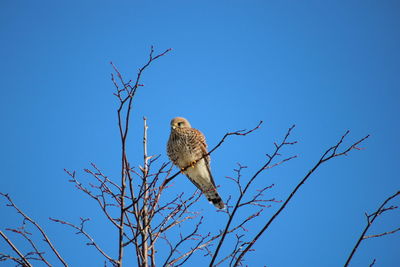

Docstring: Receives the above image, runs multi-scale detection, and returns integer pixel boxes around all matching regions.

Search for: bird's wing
[192,129,217,187]
[186,128,224,209]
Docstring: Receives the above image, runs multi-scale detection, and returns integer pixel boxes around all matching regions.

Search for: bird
[167,117,225,209]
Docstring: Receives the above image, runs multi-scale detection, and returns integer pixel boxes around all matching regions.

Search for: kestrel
[167,117,225,209]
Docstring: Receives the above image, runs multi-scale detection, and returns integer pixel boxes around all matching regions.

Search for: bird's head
[170,117,191,130]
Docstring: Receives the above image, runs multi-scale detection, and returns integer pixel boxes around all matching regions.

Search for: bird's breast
[169,131,200,168]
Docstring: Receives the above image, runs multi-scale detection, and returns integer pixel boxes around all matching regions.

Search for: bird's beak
[171,125,176,130]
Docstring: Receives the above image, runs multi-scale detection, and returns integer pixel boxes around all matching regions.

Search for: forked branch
[50,217,117,266]
[0,193,67,267]
[210,125,297,266]
[344,190,399,266]
[233,131,370,266]
[0,230,32,267]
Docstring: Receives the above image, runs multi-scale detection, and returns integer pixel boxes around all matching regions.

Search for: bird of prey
[167,117,225,209]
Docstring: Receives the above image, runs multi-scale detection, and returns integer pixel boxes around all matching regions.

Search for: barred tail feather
[203,187,225,209]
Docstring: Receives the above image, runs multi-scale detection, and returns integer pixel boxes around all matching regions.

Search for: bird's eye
[177,122,182,127]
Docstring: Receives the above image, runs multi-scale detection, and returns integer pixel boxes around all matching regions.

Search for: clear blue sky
[1,1,399,266]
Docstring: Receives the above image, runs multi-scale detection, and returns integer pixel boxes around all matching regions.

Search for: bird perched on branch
[167,117,225,209]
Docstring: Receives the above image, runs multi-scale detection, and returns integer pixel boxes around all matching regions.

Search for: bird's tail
[203,187,225,209]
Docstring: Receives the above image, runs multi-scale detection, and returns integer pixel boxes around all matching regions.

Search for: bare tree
[0,47,396,267]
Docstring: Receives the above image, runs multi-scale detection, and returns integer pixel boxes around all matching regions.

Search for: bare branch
[50,217,117,266]
[210,125,297,266]
[0,230,32,267]
[5,226,51,266]
[163,217,205,266]
[344,190,400,266]
[233,131,370,266]
[369,258,376,267]
[363,227,400,239]
[215,234,244,266]
[64,169,121,229]
[0,192,67,266]
[140,117,150,267]
[110,46,171,266]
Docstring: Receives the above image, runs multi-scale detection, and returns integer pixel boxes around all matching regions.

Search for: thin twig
[0,230,32,267]
[112,46,171,266]
[233,131,370,266]
[363,227,400,239]
[6,227,51,266]
[369,258,376,267]
[344,190,400,266]
[210,125,296,266]
[0,193,67,266]
[50,217,117,266]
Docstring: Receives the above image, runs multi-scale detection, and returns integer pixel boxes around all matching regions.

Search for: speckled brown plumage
[167,117,225,209]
